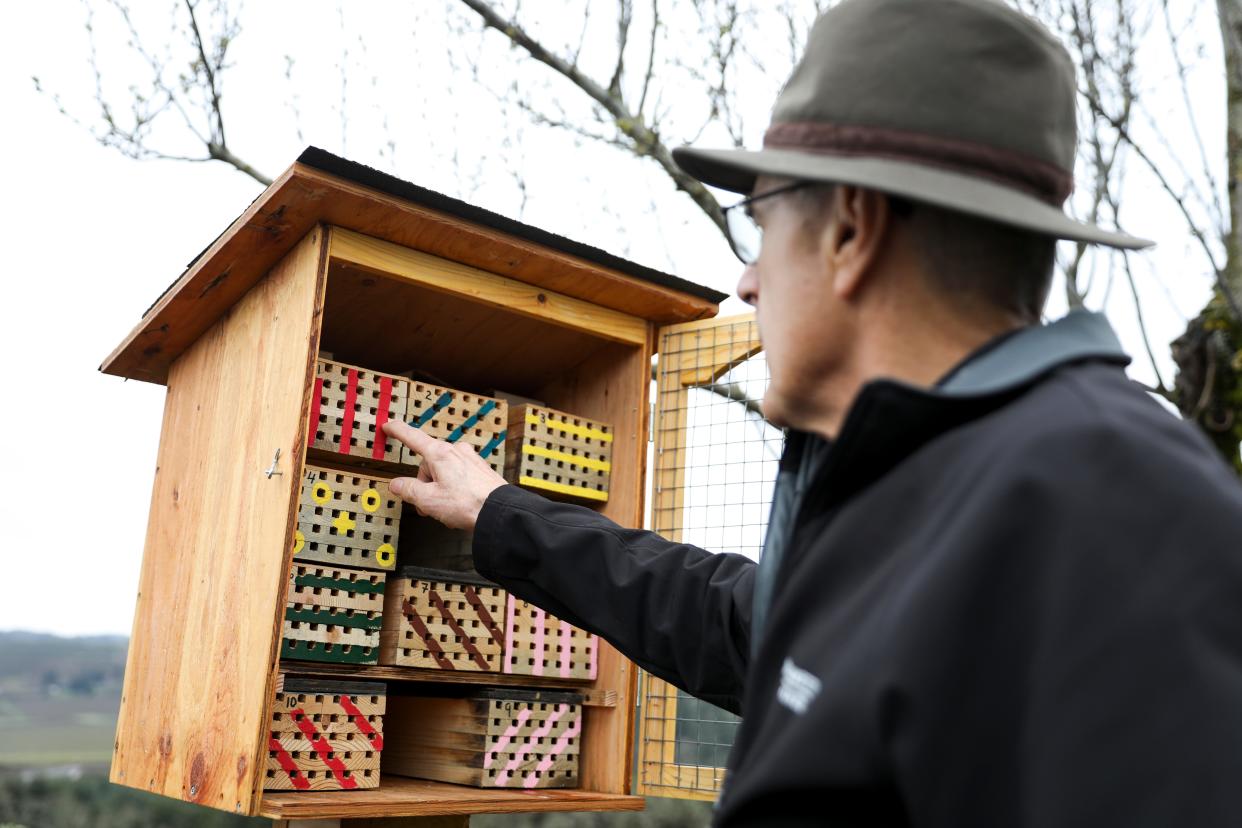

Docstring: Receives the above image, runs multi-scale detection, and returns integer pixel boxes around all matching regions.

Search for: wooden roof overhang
[102,148,726,384]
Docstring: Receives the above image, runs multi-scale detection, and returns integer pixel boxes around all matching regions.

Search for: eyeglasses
[721,181,810,264]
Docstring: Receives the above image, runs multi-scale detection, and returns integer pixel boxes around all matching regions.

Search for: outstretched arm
[382,420,753,712]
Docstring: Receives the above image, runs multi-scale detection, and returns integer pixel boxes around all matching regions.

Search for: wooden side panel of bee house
[108,229,328,815]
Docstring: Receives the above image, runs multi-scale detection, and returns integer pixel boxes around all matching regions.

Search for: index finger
[382,419,447,458]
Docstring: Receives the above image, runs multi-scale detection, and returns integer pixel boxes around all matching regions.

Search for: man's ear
[823,186,892,300]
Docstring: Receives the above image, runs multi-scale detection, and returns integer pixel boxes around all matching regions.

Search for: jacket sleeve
[472,484,753,713]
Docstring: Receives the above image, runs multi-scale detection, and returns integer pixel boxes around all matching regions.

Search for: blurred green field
[0,632,127,768]
[0,694,119,766]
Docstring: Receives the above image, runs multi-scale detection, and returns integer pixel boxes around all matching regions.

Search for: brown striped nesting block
[282,564,385,665]
[308,358,408,465]
[504,404,612,503]
[402,382,508,474]
[293,465,401,572]
[380,568,506,672]
[383,689,582,789]
[264,677,385,791]
[503,595,598,681]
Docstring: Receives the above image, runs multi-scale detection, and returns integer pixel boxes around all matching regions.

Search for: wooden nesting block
[402,382,508,474]
[282,564,386,665]
[503,595,598,681]
[265,677,386,792]
[384,689,582,789]
[294,465,401,572]
[505,404,612,503]
[308,358,408,465]
[380,568,506,672]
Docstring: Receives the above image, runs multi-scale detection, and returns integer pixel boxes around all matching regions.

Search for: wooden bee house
[266,677,386,792]
[505,404,613,502]
[380,568,506,672]
[103,148,726,824]
[384,689,583,790]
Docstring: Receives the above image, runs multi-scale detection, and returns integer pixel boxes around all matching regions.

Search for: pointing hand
[380,420,506,531]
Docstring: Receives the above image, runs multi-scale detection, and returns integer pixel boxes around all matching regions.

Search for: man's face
[736,178,851,432]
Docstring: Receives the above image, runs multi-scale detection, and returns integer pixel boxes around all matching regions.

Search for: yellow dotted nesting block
[293,466,400,572]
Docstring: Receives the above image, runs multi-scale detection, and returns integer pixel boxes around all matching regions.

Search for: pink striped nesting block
[382,688,583,789]
[502,595,598,681]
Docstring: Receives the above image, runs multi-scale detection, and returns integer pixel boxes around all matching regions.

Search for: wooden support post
[274,818,469,828]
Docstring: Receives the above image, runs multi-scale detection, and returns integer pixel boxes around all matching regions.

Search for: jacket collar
[791,311,1130,513]
[936,310,1128,395]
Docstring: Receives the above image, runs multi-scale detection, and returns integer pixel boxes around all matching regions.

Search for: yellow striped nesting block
[504,405,612,503]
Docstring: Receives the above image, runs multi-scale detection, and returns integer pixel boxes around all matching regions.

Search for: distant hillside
[0,631,127,767]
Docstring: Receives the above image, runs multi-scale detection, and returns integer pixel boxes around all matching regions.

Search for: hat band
[764,122,1072,206]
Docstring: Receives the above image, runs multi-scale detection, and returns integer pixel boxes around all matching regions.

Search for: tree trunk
[1170,0,1242,475]
[1222,0,1242,298]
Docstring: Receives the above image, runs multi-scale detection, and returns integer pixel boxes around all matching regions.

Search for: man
[382,0,1242,824]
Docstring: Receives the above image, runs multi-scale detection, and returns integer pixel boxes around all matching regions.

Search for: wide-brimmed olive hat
[673,0,1152,250]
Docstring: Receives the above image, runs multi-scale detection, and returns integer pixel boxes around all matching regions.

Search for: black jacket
[473,313,1242,826]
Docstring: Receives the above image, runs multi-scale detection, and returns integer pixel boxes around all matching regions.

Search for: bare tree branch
[705,381,766,419]
[608,0,633,97]
[184,0,224,146]
[1079,86,1237,318]
[1162,0,1227,231]
[637,0,659,117]
[455,0,726,232]
[40,0,273,186]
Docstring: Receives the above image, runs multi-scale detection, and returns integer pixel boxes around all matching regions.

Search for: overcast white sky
[0,0,1228,635]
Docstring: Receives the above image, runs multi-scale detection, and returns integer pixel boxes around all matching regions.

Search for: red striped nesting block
[503,596,598,681]
[380,568,506,672]
[264,677,385,791]
[384,689,582,789]
[308,358,407,465]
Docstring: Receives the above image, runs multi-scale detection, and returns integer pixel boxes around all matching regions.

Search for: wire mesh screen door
[637,313,783,800]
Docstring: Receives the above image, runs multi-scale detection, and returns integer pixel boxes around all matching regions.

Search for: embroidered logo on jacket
[777,657,822,714]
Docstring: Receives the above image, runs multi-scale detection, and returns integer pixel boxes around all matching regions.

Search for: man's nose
[736,265,758,306]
